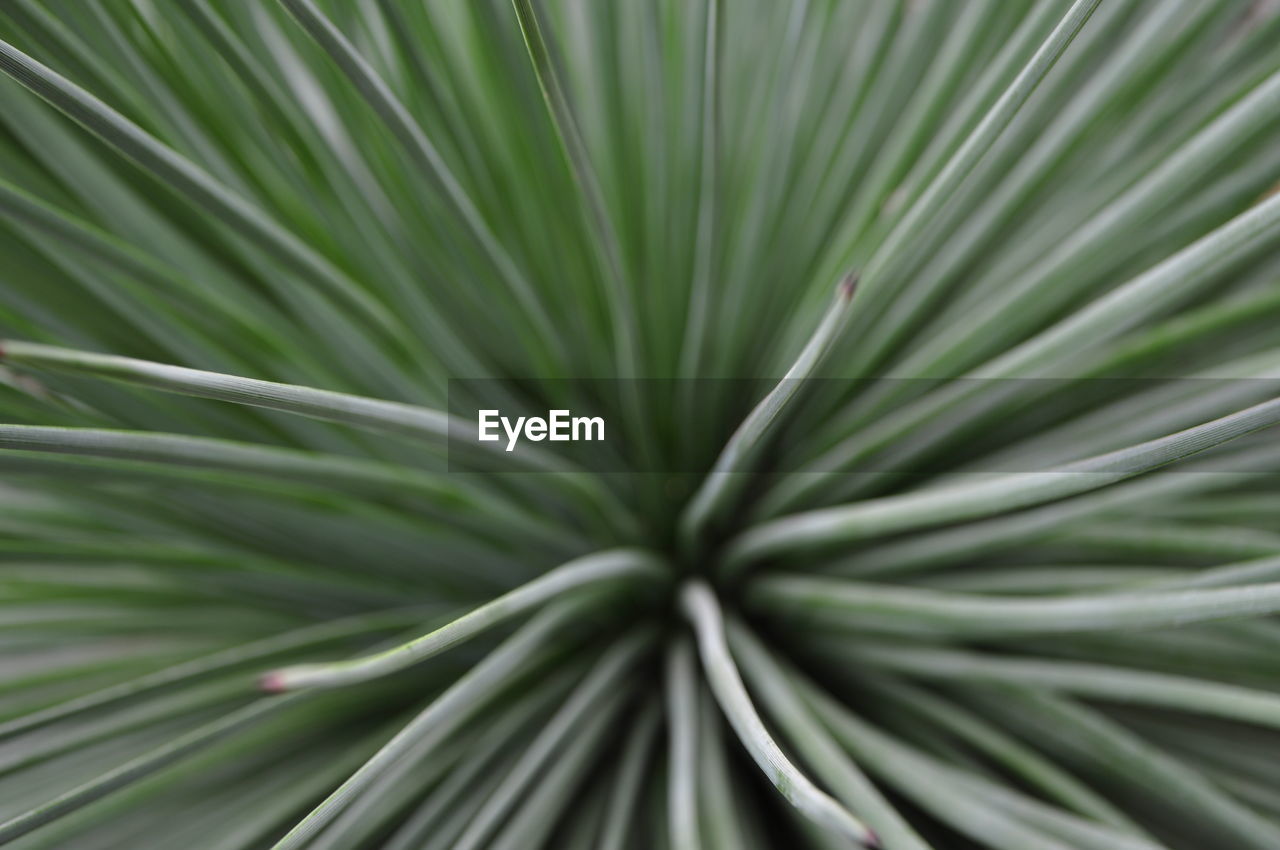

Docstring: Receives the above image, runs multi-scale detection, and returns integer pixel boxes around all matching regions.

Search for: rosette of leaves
[3,0,1280,848]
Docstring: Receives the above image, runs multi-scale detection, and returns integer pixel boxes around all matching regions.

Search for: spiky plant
[4,0,1280,847]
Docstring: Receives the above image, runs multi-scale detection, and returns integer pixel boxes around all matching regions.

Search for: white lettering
[478,410,500,441]
[573,415,604,441]
[549,409,570,441]
[479,409,603,451]
[502,416,525,452]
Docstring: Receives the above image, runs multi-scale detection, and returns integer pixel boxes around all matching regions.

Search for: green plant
[2,0,1280,847]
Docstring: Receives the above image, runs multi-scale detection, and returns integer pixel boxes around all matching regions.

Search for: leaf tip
[838,271,860,301]
[257,671,291,694]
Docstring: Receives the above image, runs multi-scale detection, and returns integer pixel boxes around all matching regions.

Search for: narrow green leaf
[730,393,1280,569]
[452,630,651,850]
[853,671,1144,831]
[676,0,720,381]
[855,644,1280,732]
[0,424,462,502]
[752,575,1280,637]
[269,599,587,849]
[1,340,451,440]
[0,35,408,348]
[597,699,662,850]
[0,695,296,843]
[508,0,639,369]
[858,0,1103,306]
[262,549,663,691]
[0,607,425,740]
[664,637,702,850]
[0,340,636,535]
[274,0,565,371]
[680,580,879,847]
[966,689,1280,850]
[485,686,632,850]
[728,622,934,850]
[681,275,859,550]
[794,670,1080,850]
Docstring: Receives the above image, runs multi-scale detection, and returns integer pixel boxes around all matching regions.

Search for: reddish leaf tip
[258,671,289,693]
[839,271,860,301]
